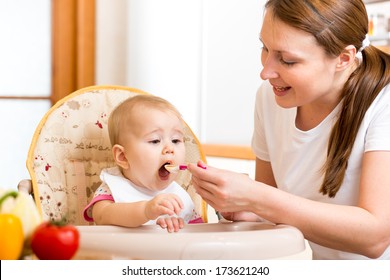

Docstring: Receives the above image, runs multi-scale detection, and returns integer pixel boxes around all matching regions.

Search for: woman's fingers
[187,162,216,184]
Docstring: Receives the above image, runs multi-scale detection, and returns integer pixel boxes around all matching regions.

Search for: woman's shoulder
[255,81,275,109]
[370,83,390,110]
[255,81,295,119]
[381,83,390,98]
[256,81,272,98]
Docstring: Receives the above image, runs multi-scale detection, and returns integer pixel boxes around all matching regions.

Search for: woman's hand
[220,211,265,222]
[188,161,257,213]
[145,193,183,221]
[156,216,184,233]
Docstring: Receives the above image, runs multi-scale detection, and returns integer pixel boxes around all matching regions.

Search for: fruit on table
[31,220,80,260]
[0,188,41,240]
[0,191,25,260]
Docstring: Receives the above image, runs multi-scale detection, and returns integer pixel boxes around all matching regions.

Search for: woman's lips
[273,85,291,97]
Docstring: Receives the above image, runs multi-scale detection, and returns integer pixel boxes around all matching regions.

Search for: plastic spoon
[164,164,188,173]
[164,162,207,173]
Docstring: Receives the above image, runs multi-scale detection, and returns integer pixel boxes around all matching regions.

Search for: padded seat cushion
[27,86,207,225]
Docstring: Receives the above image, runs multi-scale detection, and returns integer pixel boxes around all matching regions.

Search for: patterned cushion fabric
[27,85,207,225]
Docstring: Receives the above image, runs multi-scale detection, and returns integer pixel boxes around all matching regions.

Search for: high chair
[21,85,208,225]
[19,85,308,259]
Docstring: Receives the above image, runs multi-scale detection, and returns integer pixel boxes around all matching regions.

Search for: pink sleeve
[83,194,114,222]
[188,217,204,224]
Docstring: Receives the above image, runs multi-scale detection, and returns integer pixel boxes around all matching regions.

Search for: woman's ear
[336,45,356,71]
[112,144,129,169]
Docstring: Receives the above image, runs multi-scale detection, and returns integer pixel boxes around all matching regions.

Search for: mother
[188,0,390,259]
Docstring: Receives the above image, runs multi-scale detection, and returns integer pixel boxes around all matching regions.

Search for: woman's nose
[260,58,279,80]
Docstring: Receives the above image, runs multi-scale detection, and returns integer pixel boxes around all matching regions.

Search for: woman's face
[259,10,342,110]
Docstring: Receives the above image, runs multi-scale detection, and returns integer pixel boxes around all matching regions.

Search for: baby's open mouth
[158,162,171,178]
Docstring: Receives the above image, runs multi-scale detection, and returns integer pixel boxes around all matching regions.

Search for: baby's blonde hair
[108,94,182,146]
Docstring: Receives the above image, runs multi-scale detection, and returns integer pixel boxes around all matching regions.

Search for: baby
[83,94,202,232]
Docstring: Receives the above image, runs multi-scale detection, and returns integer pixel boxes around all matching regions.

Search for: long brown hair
[265,0,390,197]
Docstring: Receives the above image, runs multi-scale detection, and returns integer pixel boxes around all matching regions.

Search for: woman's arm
[219,158,276,221]
[189,151,390,258]
[255,157,277,187]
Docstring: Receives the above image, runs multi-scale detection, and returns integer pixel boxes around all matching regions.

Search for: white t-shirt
[83,166,199,224]
[252,81,390,259]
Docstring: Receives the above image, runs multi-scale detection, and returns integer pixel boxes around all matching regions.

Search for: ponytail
[321,46,390,197]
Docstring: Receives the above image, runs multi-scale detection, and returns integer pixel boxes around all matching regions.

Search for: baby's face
[120,106,186,191]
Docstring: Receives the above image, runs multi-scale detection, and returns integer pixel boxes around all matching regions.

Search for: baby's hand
[156,216,184,233]
[145,193,184,221]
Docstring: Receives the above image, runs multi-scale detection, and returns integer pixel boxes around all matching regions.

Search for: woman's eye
[280,59,295,66]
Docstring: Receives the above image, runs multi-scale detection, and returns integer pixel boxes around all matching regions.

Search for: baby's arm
[91,193,183,227]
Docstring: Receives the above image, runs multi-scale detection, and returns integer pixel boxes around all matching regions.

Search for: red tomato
[30,221,80,260]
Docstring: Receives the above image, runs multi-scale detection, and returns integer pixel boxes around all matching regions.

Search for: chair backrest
[26,85,208,225]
